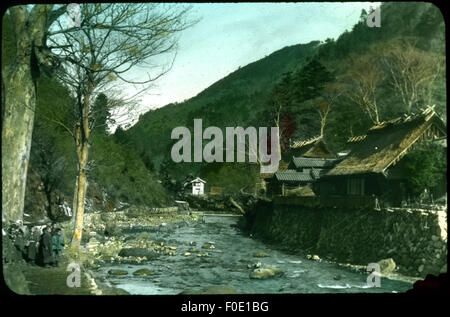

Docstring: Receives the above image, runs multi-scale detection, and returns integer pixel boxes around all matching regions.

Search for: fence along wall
[244,197,447,277]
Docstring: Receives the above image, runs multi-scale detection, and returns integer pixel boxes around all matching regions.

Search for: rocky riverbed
[7,207,421,295]
[85,213,417,294]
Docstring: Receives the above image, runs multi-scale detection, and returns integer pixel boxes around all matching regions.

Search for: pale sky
[115,2,380,128]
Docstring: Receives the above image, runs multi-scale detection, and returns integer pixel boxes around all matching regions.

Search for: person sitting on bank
[51,228,65,267]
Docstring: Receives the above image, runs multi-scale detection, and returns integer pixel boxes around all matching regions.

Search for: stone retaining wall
[244,198,447,277]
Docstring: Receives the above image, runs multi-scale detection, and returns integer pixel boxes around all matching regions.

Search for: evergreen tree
[397,143,447,197]
[91,93,111,134]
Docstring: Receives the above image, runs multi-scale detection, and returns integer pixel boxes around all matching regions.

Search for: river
[92,214,414,294]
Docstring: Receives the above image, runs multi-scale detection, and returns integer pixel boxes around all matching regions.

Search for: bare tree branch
[379,38,444,112]
[344,52,384,124]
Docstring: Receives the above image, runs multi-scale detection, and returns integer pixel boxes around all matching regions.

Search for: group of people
[26,222,65,268]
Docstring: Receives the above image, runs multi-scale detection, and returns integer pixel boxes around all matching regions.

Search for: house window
[347,178,365,195]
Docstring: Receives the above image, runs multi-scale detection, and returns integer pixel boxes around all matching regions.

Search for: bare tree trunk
[71,86,92,247]
[72,176,78,226]
[274,102,282,161]
[43,186,53,219]
[2,5,60,226]
[229,197,245,214]
[320,119,325,137]
[71,144,88,247]
[373,101,380,124]
[1,29,35,226]
[319,109,330,137]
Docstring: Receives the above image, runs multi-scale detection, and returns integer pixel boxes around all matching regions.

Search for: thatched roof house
[326,107,446,177]
[316,107,446,203]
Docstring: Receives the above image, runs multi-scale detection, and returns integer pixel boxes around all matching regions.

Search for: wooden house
[316,107,447,205]
[271,156,343,196]
[266,137,344,196]
[257,161,289,195]
[184,177,206,195]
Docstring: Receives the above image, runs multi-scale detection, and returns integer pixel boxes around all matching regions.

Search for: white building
[185,177,206,195]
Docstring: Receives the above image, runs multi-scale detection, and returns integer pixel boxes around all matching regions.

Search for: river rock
[155,240,165,246]
[247,262,261,269]
[333,274,342,281]
[118,248,159,260]
[88,237,99,244]
[136,232,152,241]
[202,242,215,249]
[252,252,269,258]
[108,269,128,276]
[180,285,238,295]
[278,283,293,292]
[133,268,152,276]
[159,226,174,233]
[87,238,100,251]
[249,266,283,279]
[377,258,396,274]
[307,254,320,261]
[104,221,121,237]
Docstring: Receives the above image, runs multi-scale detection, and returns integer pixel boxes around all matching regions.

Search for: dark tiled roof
[260,161,290,179]
[292,157,340,168]
[275,171,314,182]
[311,169,322,179]
[275,168,325,182]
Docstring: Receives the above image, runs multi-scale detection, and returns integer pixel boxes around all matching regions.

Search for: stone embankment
[243,197,447,278]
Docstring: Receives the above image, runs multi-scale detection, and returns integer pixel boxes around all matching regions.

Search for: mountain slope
[124,40,321,171]
[122,2,446,188]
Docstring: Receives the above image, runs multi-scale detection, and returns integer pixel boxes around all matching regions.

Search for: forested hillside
[122,2,446,193]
